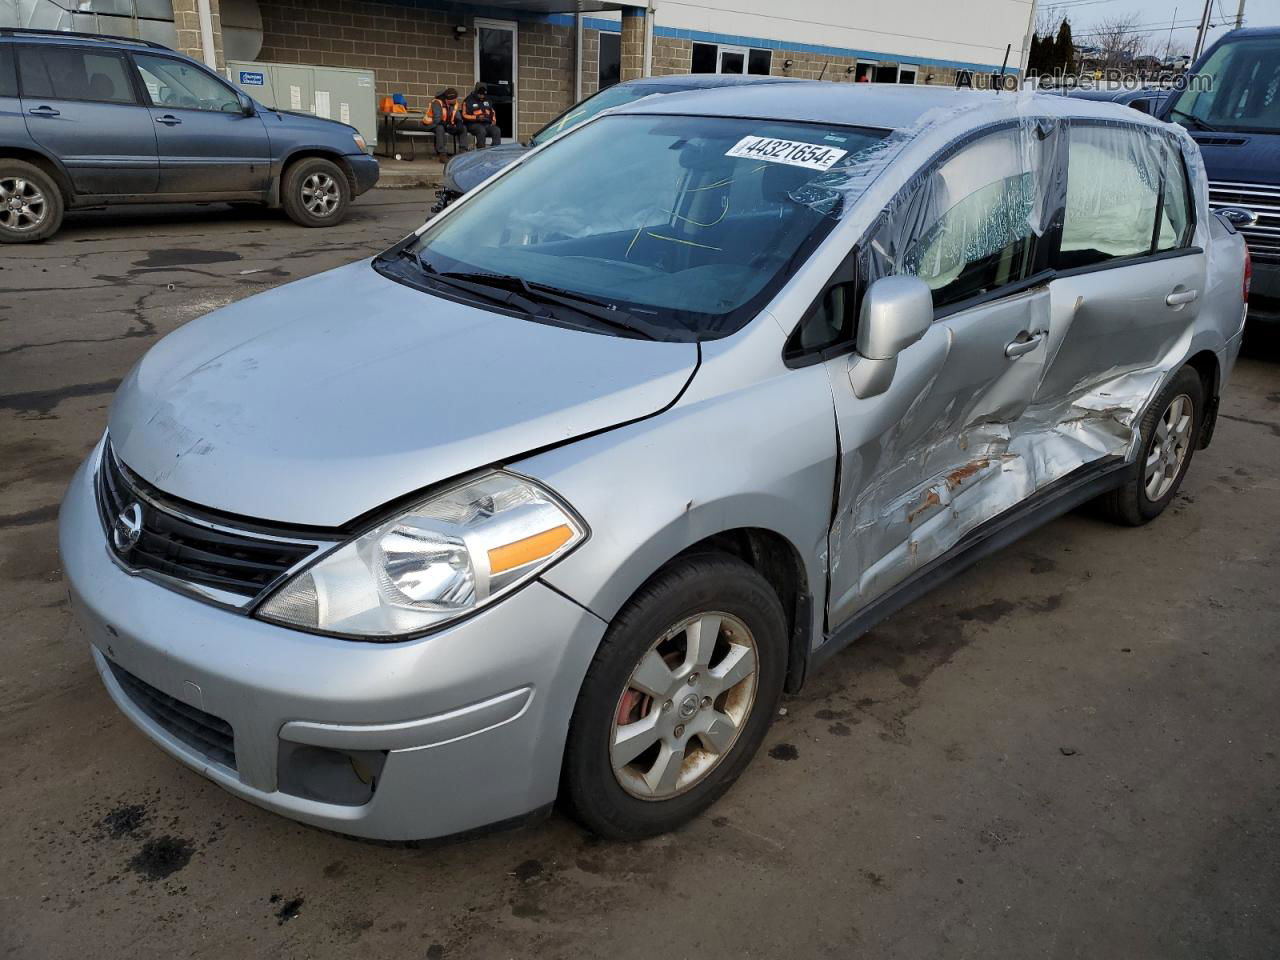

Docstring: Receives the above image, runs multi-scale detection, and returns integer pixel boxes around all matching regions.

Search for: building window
[873,63,900,82]
[854,60,877,82]
[598,32,621,89]
[691,41,772,75]
[898,64,918,84]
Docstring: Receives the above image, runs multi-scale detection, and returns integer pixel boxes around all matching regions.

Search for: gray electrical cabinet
[226,60,377,150]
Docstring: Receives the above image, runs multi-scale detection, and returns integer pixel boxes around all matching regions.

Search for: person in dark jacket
[423,88,465,162]
[463,84,502,149]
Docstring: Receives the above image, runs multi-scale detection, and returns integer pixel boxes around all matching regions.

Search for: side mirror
[239,93,256,116]
[848,275,934,398]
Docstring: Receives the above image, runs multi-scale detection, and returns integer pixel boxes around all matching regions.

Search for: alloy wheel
[0,176,47,233]
[300,172,341,217]
[610,611,759,801]
[1145,393,1193,501]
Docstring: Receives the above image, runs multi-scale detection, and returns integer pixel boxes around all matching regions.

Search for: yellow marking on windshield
[687,176,735,193]
[645,232,722,251]
[624,224,645,259]
[664,196,729,228]
[548,109,587,133]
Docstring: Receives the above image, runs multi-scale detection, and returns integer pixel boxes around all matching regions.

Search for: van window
[17,46,136,105]
[1059,124,1161,268]
[132,53,241,113]
[896,127,1039,309]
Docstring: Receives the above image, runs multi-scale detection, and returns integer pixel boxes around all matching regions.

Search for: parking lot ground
[1,195,1279,960]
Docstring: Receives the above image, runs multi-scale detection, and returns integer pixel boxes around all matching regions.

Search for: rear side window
[1059,124,1192,267]
[0,45,16,99]
[1156,142,1193,252]
[17,46,137,104]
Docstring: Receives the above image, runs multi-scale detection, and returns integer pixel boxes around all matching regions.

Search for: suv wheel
[0,160,64,243]
[562,555,787,840]
[282,157,350,227]
[1097,365,1204,525]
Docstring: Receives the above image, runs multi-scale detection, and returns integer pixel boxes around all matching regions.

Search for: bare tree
[1089,14,1145,69]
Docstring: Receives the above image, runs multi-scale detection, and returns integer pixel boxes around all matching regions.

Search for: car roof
[0,27,170,52]
[621,82,1171,132]
[616,74,805,90]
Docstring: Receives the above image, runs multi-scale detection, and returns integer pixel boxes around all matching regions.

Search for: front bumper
[348,152,380,195]
[59,452,606,840]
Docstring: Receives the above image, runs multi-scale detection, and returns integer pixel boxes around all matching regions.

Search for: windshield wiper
[401,252,554,319]
[437,271,671,341]
[1168,108,1217,132]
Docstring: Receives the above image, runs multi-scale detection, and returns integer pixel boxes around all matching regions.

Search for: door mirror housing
[847,275,934,398]
[239,93,256,116]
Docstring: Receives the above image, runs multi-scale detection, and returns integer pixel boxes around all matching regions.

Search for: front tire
[0,160,64,243]
[281,157,350,227]
[1097,366,1204,525]
[562,555,787,840]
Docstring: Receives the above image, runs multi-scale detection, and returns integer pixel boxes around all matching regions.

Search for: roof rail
[0,27,169,50]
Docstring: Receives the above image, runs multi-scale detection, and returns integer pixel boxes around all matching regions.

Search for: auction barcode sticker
[725,136,848,170]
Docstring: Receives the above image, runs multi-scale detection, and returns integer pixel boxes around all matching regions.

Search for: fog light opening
[277,742,388,807]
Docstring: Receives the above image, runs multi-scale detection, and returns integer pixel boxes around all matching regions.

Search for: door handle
[1165,289,1199,307]
[1004,331,1044,358]
[27,106,60,117]
[155,115,182,126]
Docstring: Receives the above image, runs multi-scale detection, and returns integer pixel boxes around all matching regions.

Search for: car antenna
[818,61,829,82]
[995,43,1011,94]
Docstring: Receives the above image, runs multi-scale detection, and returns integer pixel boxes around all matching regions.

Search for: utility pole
[1192,0,1214,61]
[1235,0,1246,29]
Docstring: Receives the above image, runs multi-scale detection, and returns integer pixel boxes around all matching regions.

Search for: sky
[1040,0,1280,56]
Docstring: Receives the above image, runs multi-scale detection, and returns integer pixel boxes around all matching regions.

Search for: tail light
[1243,245,1252,303]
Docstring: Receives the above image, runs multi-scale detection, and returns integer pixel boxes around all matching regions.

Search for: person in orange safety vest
[462,83,501,149]
[423,88,465,162]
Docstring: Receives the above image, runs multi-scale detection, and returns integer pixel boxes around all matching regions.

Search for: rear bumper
[59,451,607,840]
[349,153,380,195]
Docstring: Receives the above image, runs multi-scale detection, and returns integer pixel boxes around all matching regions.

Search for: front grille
[97,444,318,603]
[1209,180,1280,264]
[108,660,237,770]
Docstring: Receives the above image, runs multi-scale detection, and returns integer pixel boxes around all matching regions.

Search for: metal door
[16,44,158,196]
[824,289,1050,627]
[823,124,1055,628]
[474,19,517,140]
[1036,124,1205,406]
[130,51,270,197]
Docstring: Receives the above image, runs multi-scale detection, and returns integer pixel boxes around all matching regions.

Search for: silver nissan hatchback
[60,84,1249,842]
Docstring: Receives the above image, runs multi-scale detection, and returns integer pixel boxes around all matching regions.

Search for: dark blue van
[1161,27,1280,324]
[0,28,379,243]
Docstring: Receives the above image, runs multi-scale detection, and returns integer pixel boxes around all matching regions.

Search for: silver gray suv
[60,84,1248,842]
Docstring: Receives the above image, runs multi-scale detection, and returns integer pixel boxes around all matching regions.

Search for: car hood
[108,261,697,527]
[446,143,528,192]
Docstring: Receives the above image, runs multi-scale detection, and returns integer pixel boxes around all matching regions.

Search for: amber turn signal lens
[488,524,574,575]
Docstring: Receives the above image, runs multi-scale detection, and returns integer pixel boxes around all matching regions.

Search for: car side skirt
[808,456,1128,676]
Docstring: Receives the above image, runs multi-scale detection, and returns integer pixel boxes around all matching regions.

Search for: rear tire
[281,157,350,227]
[1096,366,1204,525]
[0,160,64,243]
[562,554,787,841]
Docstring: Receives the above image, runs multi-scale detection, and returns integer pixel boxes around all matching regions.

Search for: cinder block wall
[257,0,583,141]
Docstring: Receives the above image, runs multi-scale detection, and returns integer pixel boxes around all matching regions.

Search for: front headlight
[352,132,368,152]
[257,472,585,639]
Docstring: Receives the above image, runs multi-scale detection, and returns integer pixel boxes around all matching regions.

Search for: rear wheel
[562,555,787,840]
[0,160,64,243]
[281,157,350,227]
[1096,366,1204,525]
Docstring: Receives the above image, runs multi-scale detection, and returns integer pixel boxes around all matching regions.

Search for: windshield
[1167,37,1280,134]
[529,83,674,146]
[398,114,890,340]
